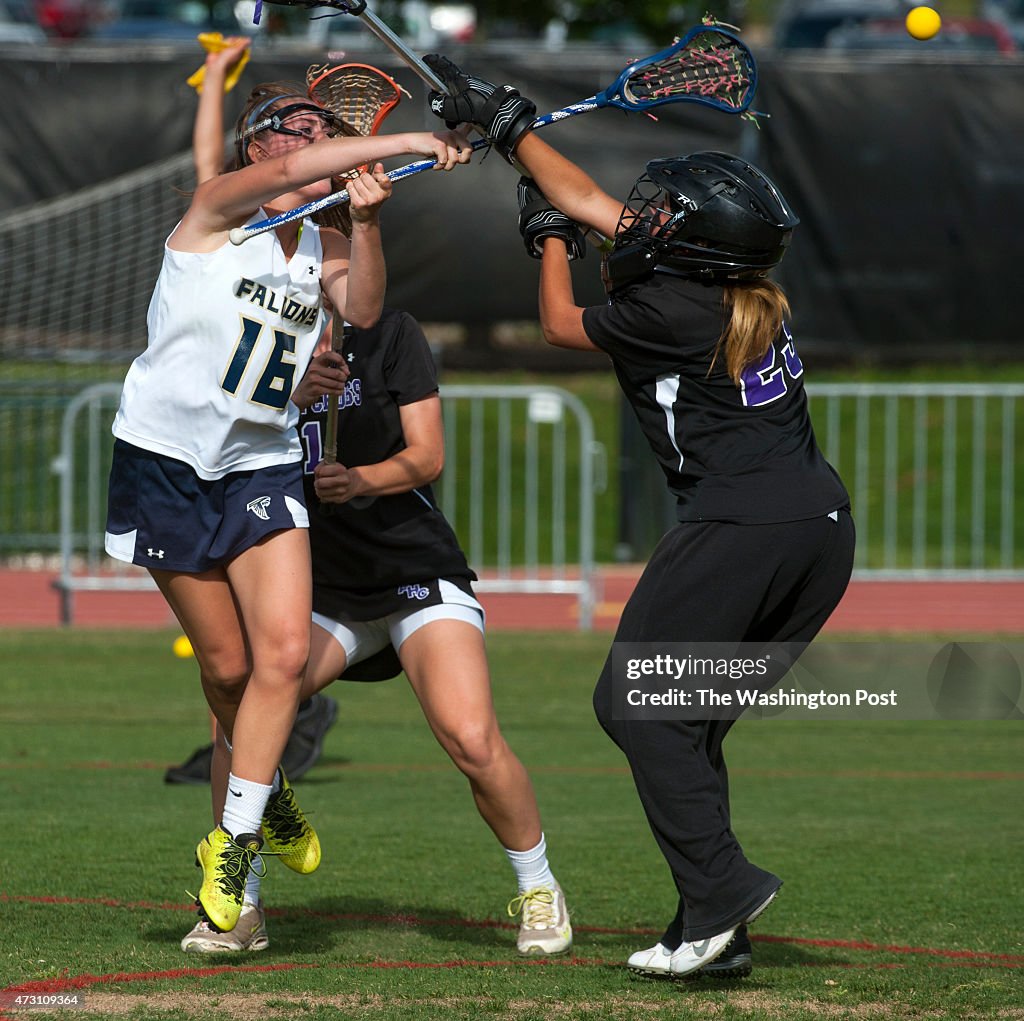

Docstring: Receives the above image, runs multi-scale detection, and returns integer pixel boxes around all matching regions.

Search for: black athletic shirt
[297,308,476,620]
[581,275,849,524]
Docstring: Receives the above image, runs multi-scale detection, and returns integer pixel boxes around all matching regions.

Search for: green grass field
[1,629,1022,1020]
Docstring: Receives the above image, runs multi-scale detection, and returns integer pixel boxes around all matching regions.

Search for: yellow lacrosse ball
[905,6,941,40]
[172,634,195,659]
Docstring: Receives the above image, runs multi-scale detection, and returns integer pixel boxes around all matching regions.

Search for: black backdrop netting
[0,44,742,349]
[755,55,1024,357]
[1,45,1024,358]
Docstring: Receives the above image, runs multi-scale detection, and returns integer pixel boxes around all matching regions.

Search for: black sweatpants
[593,509,856,943]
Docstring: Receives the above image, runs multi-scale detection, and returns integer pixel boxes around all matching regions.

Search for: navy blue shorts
[105,440,309,573]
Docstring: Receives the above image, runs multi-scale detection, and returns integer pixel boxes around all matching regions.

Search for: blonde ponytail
[711,280,792,385]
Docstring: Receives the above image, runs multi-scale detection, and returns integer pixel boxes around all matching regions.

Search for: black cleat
[164,743,214,785]
[699,924,753,979]
[281,694,339,780]
[292,693,339,745]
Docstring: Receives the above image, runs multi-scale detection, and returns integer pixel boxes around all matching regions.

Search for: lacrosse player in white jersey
[166,42,342,801]
[104,80,471,941]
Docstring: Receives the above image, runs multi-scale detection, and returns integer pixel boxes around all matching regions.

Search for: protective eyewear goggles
[240,98,341,144]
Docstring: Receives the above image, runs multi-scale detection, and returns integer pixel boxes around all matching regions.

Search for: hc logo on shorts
[246,496,272,521]
[397,584,430,601]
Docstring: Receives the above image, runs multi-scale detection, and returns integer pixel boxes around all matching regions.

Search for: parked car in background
[982,0,1024,47]
[0,0,46,40]
[402,1,475,43]
[773,0,910,48]
[827,15,1017,52]
[35,0,99,36]
[307,1,475,49]
[88,0,242,39]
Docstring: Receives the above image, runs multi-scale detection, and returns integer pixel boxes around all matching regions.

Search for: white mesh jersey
[112,213,327,480]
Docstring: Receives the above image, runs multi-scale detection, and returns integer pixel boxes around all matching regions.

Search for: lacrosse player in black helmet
[424,56,856,982]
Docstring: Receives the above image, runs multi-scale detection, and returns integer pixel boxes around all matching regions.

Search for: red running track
[0,568,1022,632]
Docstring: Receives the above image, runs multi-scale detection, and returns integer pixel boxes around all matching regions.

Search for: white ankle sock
[505,833,557,892]
[221,772,272,839]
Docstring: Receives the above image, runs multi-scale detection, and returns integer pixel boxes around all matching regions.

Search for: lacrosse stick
[307,61,411,138]
[306,66,402,507]
[319,314,355,515]
[253,0,447,93]
[229,22,757,245]
[305,61,409,232]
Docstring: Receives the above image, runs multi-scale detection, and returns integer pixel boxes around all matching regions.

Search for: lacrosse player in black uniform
[422,55,855,980]
[242,307,572,956]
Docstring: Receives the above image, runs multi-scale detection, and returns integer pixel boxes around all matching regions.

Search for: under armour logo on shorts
[147,548,165,559]
[246,496,272,521]
[397,584,430,600]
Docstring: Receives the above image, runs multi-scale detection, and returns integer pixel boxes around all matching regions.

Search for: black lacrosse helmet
[605,151,799,291]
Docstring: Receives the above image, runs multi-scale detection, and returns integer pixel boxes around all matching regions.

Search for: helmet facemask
[605,153,799,292]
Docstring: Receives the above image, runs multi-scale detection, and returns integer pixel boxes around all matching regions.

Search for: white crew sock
[505,833,557,893]
[237,770,279,906]
[221,772,272,839]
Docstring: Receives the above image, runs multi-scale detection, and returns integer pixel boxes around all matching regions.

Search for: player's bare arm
[538,240,597,351]
[342,164,392,329]
[515,135,622,238]
[174,129,470,249]
[314,394,444,504]
[191,37,251,185]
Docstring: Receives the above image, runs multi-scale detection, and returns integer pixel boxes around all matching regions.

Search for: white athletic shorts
[312,578,484,669]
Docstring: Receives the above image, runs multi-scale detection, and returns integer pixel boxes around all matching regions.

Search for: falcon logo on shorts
[246,496,272,521]
[397,584,430,601]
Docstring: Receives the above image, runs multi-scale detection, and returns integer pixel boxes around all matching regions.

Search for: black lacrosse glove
[516,177,586,262]
[423,53,537,164]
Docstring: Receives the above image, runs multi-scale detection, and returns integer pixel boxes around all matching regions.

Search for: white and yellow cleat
[507,883,573,956]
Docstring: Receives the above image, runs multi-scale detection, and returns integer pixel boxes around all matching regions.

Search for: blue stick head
[598,23,758,116]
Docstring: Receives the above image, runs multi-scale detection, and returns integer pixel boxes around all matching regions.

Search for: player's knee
[444,724,503,777]
[201,658,249,703]
[253,631,309,687]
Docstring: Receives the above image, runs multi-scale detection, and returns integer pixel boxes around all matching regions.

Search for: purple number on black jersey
[738,322,804,408]
[299,420,322,475]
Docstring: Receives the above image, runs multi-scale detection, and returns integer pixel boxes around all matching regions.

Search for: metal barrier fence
[16,380,1024,625]
[806,384,1024,579]
[439,385,599,628]
[45,382,601,627]
[51,383,148,624]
